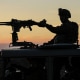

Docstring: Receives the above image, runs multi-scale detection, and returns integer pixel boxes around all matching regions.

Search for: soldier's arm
[45,23,77,34]
[38,19,67,34]
[45,24,58,33]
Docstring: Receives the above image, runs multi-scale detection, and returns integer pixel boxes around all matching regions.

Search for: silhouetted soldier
[38,8,79,80]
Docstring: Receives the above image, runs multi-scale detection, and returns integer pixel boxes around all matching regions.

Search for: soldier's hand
[38,19,46,27]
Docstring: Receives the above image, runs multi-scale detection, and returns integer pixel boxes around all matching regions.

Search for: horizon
[0,43,9,50]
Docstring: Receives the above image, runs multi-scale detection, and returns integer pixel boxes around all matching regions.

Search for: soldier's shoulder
[71,21,78,26]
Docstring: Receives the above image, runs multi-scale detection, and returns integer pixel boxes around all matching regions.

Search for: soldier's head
[58,8,71,23]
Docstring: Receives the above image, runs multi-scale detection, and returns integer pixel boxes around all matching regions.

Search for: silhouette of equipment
[0,19,46,49]
[0,19,79,49]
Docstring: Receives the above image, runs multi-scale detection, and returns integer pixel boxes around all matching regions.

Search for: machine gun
[0,19,46,48]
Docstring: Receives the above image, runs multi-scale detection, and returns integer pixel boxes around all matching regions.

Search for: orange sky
[0,0,80,45]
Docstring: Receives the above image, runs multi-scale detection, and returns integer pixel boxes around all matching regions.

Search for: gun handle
[28,26,32,31]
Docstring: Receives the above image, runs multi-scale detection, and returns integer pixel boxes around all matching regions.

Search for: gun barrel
[0,22,11,25]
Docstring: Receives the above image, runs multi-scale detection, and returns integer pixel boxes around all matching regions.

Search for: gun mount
[0,19,46,48]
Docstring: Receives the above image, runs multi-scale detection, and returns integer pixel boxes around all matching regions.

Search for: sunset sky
[0,0,80,47]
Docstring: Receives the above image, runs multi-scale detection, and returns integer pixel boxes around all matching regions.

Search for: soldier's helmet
[58,8,71,18]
